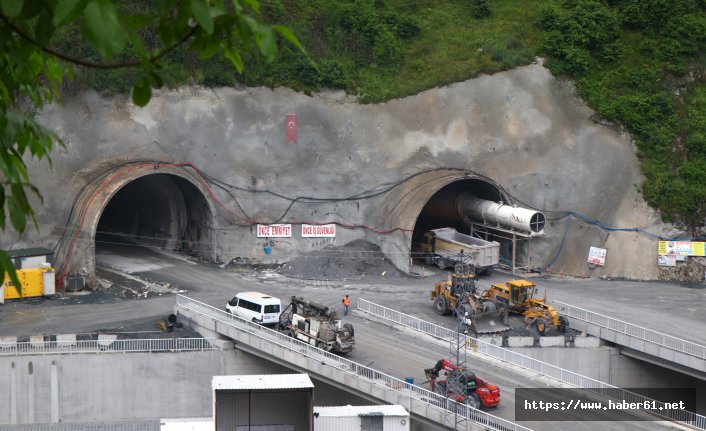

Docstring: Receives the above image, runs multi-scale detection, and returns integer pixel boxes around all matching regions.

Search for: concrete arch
[376,169,510,273]
[57,164,216,287]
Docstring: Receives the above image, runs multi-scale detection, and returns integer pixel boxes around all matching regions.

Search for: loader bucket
[470,316,511,334]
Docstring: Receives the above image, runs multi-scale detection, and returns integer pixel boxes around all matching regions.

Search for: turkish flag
[285,113,297,144]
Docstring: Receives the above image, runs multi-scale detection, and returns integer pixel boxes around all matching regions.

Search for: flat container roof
[314,405,409,417]
[212,374,314,390]
[6,247,54,258]
[159,418,213,431]
[0,418,159,430]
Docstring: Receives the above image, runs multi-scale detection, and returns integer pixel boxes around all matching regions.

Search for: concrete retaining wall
[0,349,286,425]
[573,335,602,348]
[508,345,706,406]
[569,319,706,374]
[507,336,534,347]
[510,346,615,382]
[2,345,703,427]
[538,336,566,347]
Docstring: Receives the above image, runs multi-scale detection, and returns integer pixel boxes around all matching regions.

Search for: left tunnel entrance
[96,173,213,259]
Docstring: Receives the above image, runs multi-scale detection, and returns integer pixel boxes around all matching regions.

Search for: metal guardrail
[551,300,706,360]
[175,294,535,431]
[0,338,216,355]
[357,299,706,430]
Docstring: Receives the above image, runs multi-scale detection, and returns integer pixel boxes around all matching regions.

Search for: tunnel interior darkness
[96,174,213,258]
[412,179,508,257]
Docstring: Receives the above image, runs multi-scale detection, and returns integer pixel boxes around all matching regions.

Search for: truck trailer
[420,228,500,275]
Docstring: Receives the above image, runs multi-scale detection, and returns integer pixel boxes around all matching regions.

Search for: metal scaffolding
[447,262,473,430]
[467,221,537,275]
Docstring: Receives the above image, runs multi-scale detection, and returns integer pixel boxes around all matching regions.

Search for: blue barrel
[264,244,271,254]
[404,377,414,388]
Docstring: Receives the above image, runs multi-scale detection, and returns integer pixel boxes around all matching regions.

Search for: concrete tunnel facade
[56,164,509,283]
[7,62,676,284]
[53,165,218,280]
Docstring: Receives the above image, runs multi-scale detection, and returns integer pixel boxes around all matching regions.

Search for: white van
[226,291,282,326]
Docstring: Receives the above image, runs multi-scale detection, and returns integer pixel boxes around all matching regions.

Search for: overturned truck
[279,296,355,354]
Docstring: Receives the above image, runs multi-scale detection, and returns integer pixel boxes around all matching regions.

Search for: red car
[473,376,500,408]
[425,359,500,409]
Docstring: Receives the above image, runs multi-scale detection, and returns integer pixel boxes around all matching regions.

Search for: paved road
[91,241,706,345]
[0,245,698,431]
[526,277,706,345]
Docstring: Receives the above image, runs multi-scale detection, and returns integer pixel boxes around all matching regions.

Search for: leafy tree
[0,0,302,289]
[341,0,403,68]
[470,0,491,19]
[539,1,706,233]
[539,0,620,75]
[614,0,698,31]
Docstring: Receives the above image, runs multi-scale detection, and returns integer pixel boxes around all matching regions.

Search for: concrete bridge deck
[176,294,692,431]
[175,294,531,431]
[551,299,706,379]
[355,298,706,430]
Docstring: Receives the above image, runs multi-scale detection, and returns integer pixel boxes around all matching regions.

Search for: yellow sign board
[658,241,706,256]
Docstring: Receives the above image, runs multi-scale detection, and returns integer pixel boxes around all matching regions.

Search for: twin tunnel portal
[43,167,706,428]
[78,167,545,280]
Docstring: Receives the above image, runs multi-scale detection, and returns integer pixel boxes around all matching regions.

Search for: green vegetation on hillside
[58,0,706,235]
[537,0,706,234]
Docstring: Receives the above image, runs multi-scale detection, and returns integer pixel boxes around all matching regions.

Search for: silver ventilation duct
[455,193,545,234]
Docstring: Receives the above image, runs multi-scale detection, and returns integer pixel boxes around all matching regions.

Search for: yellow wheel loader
[429,264,511,334]
[480,280,569,335]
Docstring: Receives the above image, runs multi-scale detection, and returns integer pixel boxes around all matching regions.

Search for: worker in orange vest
[342,294,350,316]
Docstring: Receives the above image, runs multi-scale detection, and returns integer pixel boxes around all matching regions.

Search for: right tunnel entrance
[412,178,545,273]
[413,179,504,239]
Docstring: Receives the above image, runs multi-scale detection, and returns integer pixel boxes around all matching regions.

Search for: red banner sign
[285,113,297,144]
[301,224,337,237]
[257,224,292,238]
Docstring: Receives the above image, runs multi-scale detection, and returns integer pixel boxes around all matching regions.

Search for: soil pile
[278,240,409,282]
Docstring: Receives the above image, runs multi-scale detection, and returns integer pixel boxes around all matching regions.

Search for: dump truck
[424,359,500,410]
[420,228,500,275]
[481,279,569,335]
[429,264,510,334]
[279,296,355,354]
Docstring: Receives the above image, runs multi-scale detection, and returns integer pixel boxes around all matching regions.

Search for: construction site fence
[551,300,706,360]
[175,294,535,431]
[356,298,706,430]
[0,338,216,355]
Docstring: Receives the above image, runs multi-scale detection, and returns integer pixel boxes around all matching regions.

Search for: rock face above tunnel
[16,60,681,282]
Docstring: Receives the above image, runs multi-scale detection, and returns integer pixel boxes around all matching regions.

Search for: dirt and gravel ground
[275,240,410,281]
[0,265,199,340]
[5,240,699,343]
[2,239,704,350]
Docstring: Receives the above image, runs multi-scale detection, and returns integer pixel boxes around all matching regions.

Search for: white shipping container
[314,405,409,431]
[20,255,50,269]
